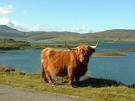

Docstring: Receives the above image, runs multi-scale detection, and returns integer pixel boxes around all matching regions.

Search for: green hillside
[82,29,135,42]
[0,25,135,43]
[0,38,31,49]
[0,25,26,41]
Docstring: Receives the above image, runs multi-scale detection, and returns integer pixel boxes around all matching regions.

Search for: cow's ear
[88,48,95,55]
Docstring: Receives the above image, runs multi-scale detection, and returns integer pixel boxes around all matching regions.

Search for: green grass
[0,38,31,49]
[0,71,135,101]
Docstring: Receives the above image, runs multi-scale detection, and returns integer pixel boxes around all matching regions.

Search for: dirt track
[0,86,91,101]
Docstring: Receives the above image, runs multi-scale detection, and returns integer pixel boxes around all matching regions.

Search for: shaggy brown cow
[41,42,98,87]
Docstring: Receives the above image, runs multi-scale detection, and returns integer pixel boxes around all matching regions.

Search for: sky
[0,0,135,33]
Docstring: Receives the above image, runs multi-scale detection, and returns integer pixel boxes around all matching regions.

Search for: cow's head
[73,40,99,63]
[76,45,95,63]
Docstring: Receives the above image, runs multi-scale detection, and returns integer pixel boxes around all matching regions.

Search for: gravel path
[0,86,91,101]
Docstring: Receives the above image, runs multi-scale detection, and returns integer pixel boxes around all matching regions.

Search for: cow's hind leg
[45,69,55,86]
[41,64,48,83]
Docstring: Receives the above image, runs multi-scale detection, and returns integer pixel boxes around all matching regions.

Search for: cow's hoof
[44,80,49,83]
[69,85,77,88]
[51,84,55,86]
[73,85,77,88]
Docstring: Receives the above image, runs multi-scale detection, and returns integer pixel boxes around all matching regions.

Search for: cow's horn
[91,40,99,49]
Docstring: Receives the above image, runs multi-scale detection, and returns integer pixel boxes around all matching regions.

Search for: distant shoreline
[1,47,135,57]
[0,37,135,50]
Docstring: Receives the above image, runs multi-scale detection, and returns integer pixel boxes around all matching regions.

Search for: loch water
[0,43,135,85]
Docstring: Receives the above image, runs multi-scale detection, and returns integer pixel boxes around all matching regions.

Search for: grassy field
[0,71,135,101]
[0,38,31,50]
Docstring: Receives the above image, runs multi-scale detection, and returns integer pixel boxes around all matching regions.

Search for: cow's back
[41,48,71,62]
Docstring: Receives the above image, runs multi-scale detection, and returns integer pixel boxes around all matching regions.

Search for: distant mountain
[0,25,18,31]
[26,31,79,39]
[0,25,25,38]
[0,25,135,42]
[83,29,135,41]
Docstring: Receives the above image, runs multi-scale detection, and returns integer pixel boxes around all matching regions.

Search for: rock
[0,65,15,72]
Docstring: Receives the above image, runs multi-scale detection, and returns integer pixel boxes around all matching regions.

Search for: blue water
[0,49,40,72]
[0,43,135,84]
[89,52,135,84]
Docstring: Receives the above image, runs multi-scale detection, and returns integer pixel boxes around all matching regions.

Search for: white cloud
[0,5,28,31]
[30,24,45,31]
[0,5,14,17]
[0,17,28,31]
[0,17,44,32]
[11,21,28,31]
[71,25,90,33]
[0,5,91,33]
[0,17,10,25]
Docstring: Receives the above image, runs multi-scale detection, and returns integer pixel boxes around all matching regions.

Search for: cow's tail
[41,63,45,78]
[41,48,45,78]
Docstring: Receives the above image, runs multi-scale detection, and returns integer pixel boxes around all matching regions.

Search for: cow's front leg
[75,76,80,86]
[68,67,74,87]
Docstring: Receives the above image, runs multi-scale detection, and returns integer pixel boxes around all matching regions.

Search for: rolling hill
[0,25,135,43]
[0,25,25,39]
[83,29,135,42]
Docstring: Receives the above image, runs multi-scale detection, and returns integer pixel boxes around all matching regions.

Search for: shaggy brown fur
[41,45,95,87]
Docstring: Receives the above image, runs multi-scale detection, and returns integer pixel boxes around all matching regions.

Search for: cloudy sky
[0,0,135,33]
